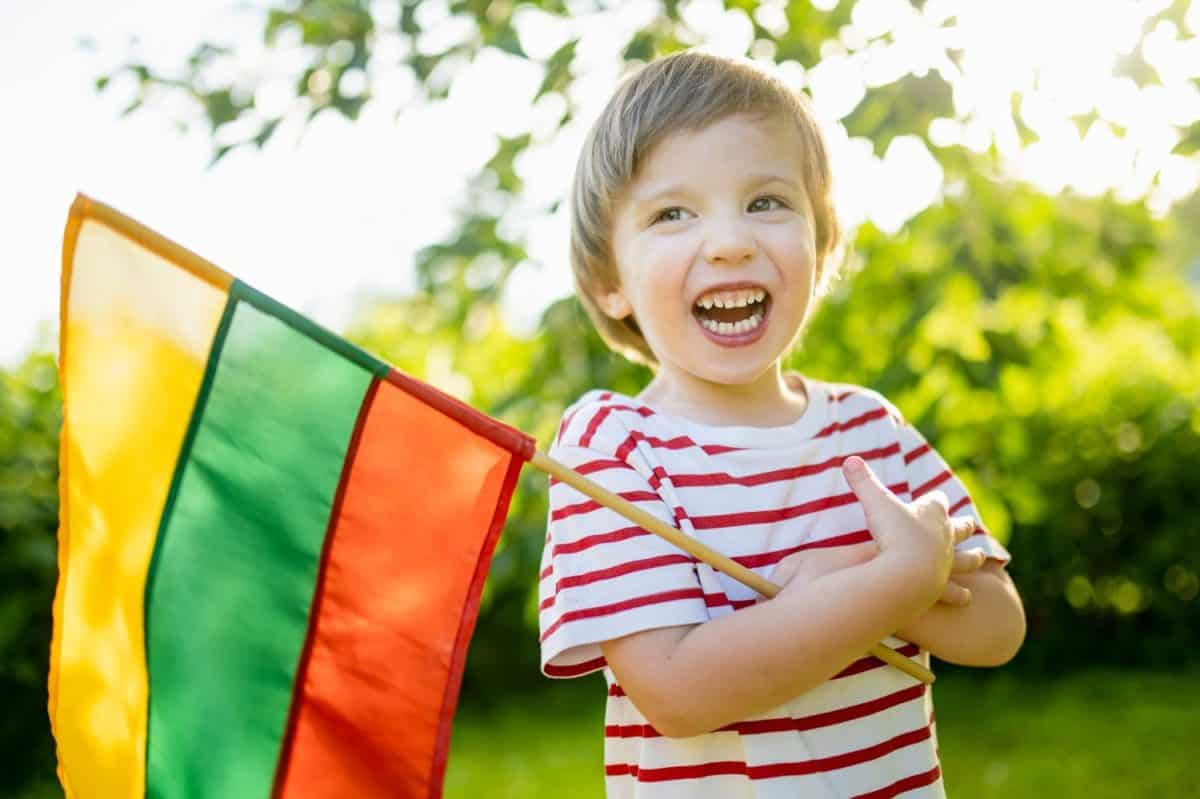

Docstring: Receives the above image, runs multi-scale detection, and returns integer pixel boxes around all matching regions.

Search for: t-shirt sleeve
[895,420,1012,565]
[537,439,709,679]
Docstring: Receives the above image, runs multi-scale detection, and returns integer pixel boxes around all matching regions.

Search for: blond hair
[569,50,843,367]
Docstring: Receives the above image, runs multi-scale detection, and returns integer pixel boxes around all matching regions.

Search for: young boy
[538,51,1026,798]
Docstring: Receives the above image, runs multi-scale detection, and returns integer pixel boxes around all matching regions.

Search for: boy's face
[604,112,818,388]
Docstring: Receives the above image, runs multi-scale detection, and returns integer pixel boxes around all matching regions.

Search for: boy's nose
[702,218,755,266]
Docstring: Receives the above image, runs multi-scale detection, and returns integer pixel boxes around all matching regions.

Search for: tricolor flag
[50,195,534,798]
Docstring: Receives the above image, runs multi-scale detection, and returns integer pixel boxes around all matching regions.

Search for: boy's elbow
[975,563,1027,667]
[623,672,717,738]
[976,599,1027,667]
[633,688,706,739]
[993,604,1027,666]
[656,708,712,739]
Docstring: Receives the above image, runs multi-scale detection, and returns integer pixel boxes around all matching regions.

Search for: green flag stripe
[144,297,373,799]
[142,289,237,636]
[232,279,389,379]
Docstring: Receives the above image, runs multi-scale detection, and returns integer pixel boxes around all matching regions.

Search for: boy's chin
[687,359,780,387]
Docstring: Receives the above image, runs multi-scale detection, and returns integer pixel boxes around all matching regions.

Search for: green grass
[445,668,1198,798]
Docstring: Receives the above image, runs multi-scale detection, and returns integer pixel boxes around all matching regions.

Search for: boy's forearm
[651,555,937,737]
[895,562,1026,667]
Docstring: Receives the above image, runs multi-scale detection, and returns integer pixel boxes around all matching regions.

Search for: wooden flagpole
[529,450,935,685]
[65,192,931,686]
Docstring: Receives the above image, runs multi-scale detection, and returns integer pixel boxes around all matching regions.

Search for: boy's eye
[651,207,690,225]
[749,196,788,213]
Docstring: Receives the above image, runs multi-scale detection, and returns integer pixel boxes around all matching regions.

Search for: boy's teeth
[696,287,766,310]
[699,310,765,336]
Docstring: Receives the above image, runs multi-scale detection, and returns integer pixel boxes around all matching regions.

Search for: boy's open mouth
[692,287,771,337]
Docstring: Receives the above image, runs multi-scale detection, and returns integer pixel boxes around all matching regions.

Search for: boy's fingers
[951,547,986,574]
[951,515,976,543]
[821,541,879,572]
[914,491,950,524]
[842,457,901,517]
[941,580,972,606]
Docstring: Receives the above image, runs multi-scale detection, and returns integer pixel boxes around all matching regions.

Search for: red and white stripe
[539,378,1010,797]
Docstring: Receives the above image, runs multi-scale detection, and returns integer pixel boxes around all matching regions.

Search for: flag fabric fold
[50,194,534,799]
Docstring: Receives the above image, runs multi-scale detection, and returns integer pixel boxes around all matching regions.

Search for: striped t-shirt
[538,373,1012,799]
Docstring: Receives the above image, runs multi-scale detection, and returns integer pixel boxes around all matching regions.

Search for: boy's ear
[597,289,633,320]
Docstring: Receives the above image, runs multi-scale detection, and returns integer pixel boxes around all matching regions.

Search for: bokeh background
[4,1,1200,796]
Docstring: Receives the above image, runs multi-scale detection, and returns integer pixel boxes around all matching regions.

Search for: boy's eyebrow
[630,182,689,205]
[744,172,803,191]
[632,173,804,205]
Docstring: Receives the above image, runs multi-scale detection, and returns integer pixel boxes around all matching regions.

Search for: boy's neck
[636,362,810,428]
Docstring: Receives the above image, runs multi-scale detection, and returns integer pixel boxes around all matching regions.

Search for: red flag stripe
[273,378,525,799]
[271,379,379,798]
[384,367,535,459]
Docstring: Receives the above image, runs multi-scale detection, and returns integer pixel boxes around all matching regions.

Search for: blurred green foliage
[5,0,1200,796]
[342,172,1200,699]
[442,667,1200,797]
[0,355,61,796]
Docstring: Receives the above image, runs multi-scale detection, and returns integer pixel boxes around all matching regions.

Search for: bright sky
[0,0,576,367]
[4,0,1198,368]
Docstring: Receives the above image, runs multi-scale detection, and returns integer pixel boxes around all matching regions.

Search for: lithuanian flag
[50,195,534,798]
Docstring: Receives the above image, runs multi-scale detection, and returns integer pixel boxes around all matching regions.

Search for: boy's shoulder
[551,388,651,456]
[550,378,908,456]
[819,379,906,426]
[554,386,643,451]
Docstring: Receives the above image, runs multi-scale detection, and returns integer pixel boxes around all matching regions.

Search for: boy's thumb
[842,456,894,516]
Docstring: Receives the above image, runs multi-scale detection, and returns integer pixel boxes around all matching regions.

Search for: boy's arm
[890,411,1024,667]
[600,549,938,739]
[895,560,1025,667]
[599,456,974,739]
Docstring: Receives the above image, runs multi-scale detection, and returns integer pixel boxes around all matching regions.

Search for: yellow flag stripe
[50,204,229,799]
[71,194,234,292]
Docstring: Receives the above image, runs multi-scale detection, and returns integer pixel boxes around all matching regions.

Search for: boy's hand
[841,456,977,606]
[766,541,878,597]
[941,547,988,605]
[767,541,985,605]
